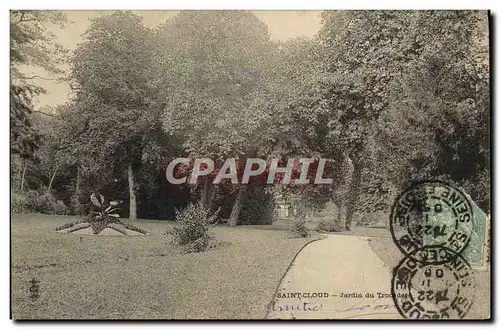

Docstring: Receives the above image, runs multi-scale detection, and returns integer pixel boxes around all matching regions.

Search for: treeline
[10,11,490,228]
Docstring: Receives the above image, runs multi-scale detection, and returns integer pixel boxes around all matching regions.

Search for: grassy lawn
[11,214,322,319]
[367,230,490,320]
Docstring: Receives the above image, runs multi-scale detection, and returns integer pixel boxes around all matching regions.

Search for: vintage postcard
[10,10,491,320]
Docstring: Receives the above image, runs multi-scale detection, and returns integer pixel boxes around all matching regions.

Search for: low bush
[168,201,221,253]
[184,235,214,253]
[56,193,148,235]
[11,189,69,215]
[289,217,310,238]
[69,195,88,216]
[239,186,274,225]
[357,211,388,227]
[54,200,69,215]
[69,195,80,215]
[11,192,25,213]
[315,217,344,233]
[36,192,57,214]
[23,190,39,213]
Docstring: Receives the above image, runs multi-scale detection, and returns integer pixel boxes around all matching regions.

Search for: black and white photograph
[9,8,491,320]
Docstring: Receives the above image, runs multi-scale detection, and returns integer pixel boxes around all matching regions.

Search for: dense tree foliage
[10,10,68,159]
[61,11,164,220]
[287,11,489,228]
[157,11,281,225]
[375,11,490,211]
[12,10,490,227]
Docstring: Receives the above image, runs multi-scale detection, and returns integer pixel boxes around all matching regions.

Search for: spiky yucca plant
[55,193,148,235]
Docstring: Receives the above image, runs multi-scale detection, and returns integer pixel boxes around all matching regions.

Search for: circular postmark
[391,247,475,319]
[390,181,473,264]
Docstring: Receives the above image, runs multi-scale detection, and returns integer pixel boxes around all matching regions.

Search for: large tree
[67,11,160,220]
[375,11,490,210]
[157,11,277,225]
[300,10,490,229]
[290,11,420,229]
[10,10,68,160]
[10,10,69,199]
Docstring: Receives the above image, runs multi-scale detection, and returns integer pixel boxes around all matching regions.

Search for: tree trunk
[336,200,343,224]
[20,159,28,192]
[201,176,210,208]
[228,185,247,226]
[264,194,275,224]
[75,166,80,195]
[345,160,362,231]
[47,165,59,194]
[228,152,253,226]
[128,161,137,220]
[207,184,218,212]
[75,166,81,216]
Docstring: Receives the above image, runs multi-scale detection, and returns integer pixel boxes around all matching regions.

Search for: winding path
[266,234,403,319]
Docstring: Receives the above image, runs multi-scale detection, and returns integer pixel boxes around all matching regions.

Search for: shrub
[168,201,220,252]
[11,190,38,213]
[54,200,68,215]
[289,217,310,238]
[36,192,57,214]
[239,185,274,225]
[69,195,87,216]
[11,192,26,213]
[56,193,148,235]
[185,235,213,253]
[357,211,388,227]
[316,217,344,233]
[69,195,79,215]
[23,190,40,213]
[12,189,69,215]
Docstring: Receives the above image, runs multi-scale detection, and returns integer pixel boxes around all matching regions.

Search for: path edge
[264,234,327,319]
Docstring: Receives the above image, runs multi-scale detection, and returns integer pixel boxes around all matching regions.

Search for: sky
[26,10,323,108]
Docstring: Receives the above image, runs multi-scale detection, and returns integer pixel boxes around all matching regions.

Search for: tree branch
[12,11,38,25]
[17,12,25,24]
[23,75,58,81]
[33,110,56,117]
